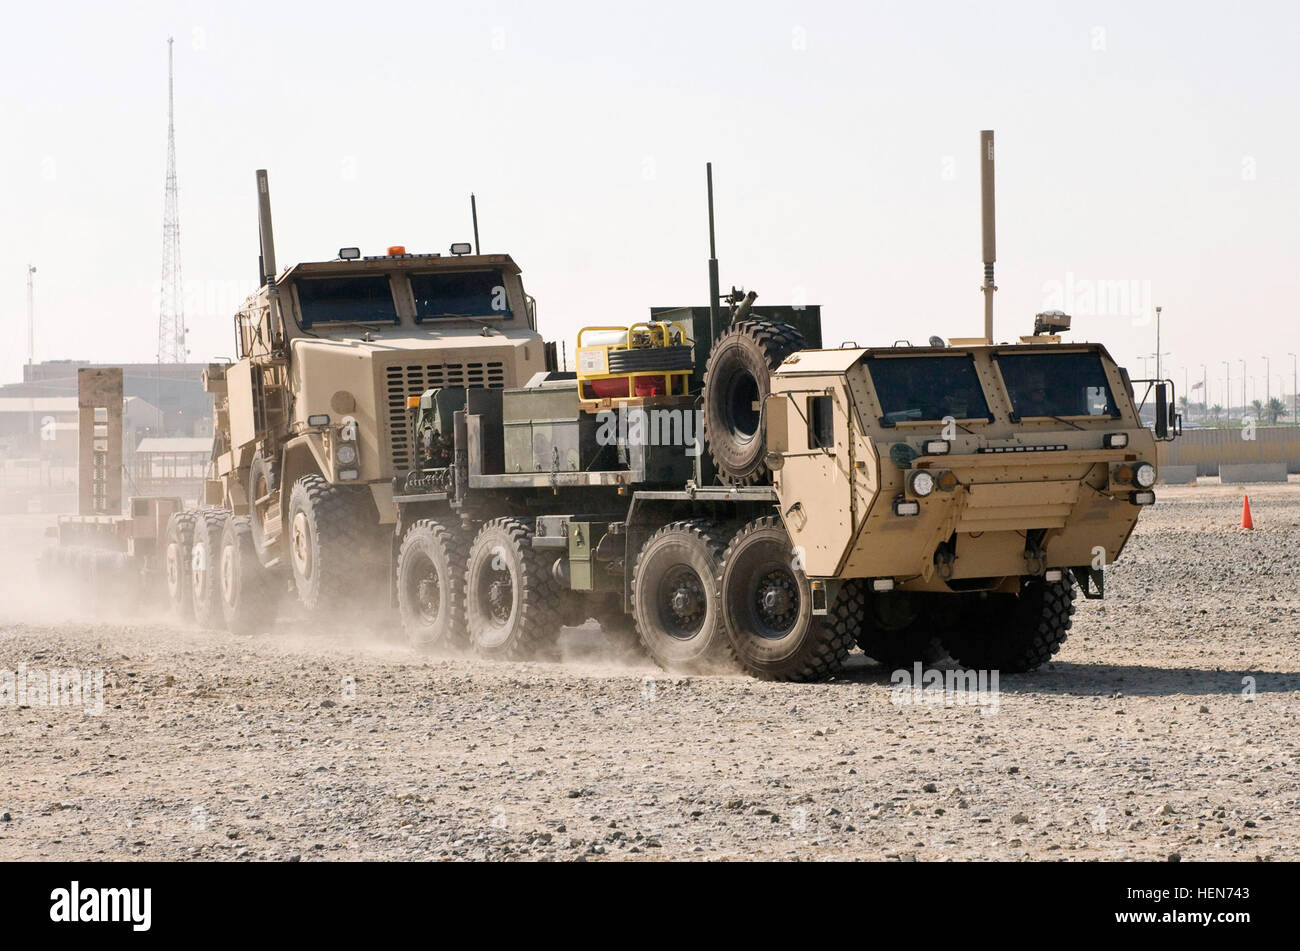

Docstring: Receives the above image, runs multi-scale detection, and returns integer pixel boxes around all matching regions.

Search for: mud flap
[810,578,840,615]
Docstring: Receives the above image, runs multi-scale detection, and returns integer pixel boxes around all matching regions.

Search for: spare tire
[702,319,805,485]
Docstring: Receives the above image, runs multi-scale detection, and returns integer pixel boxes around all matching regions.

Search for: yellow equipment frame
[575,321,693,411]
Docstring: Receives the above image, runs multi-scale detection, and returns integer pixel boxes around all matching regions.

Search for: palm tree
[1250,398,1264,421]
[1210,404,1224,422]
[1266,397,1287,424]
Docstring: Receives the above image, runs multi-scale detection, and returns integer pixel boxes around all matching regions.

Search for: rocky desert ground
[0,481,1296,862]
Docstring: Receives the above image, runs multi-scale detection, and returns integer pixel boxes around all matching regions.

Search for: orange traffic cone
[1241,494,1254,530]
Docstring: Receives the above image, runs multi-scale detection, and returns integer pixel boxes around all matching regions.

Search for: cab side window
[808,395,834,449]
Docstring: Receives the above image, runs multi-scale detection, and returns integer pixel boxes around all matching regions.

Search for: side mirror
[1154,383,1169,439]
[764,394,789,452]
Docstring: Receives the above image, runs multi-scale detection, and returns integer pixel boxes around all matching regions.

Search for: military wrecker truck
[162,171,553,631]
[389,134,1180,680]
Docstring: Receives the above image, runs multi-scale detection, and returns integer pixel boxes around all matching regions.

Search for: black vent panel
[385,362,506,472]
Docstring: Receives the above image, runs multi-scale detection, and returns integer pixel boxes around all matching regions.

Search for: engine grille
[386,361,506,472]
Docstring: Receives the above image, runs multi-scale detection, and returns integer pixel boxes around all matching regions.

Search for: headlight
[908,470,936,497]
[336,444,358,466]
[1133,462,1156,488]
[1104,433,1129,449]
[921,439,951,455]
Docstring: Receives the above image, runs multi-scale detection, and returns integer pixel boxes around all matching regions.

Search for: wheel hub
[291,511,312,577]
[751,566,799,638]
[487,572,513,624]
[414,558,442,622]
[220,545,235,602]
[661,565,706,638]
[166,544,180,590]
[191,544,207,599]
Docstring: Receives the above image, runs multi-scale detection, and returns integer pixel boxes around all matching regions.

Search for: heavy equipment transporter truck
[48,132,1178,680]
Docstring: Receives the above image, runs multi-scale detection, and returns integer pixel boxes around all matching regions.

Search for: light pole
[1263,355,1271,419]
[1239,359,1247,418]
[26,264,36,367]
[1200,363,1207,422]
[1290,353,1297,426]
[1222,361,1230,420]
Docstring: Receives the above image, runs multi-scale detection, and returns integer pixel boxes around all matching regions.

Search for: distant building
[0,395,164,465]
[0,360,212,439]
[133,436,213,496]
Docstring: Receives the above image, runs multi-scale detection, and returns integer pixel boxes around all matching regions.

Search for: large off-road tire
[631,519,734,673]
[286,474,365,614]
[248,451,281,567]
[190,510,230,629]
[855,590,938,671]
[219,515,279,635]
[702,319,805,485]
[164,511,198,619]
[397,518,469,652]
[719,516,860,681]
[464,517,561,660]
[942,577,1076,673]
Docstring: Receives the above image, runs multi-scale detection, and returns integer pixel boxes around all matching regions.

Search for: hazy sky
[3,0,1298,410]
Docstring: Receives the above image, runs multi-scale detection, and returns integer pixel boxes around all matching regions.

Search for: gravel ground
[0,482,1297,861]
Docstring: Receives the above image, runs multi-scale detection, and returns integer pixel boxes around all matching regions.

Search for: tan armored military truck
[164,171,549,627]
[754,331,1166,673]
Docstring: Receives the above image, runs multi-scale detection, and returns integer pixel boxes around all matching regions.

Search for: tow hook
[1024,545,1047,576]
[933,544,956,581]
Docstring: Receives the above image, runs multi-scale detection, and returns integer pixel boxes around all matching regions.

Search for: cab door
[766,377,858,577]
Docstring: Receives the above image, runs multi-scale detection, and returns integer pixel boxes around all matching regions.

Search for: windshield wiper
[1046,414,1086,431]
[419,313,504,335]
[309,315,399,333]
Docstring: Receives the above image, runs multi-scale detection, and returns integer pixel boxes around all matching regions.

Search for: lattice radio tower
[157,36,187,363]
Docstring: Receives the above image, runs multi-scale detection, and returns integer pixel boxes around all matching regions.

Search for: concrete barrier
[1219,462,1288,484]
[1157,465,1198,485]
[1158,427,1300,476]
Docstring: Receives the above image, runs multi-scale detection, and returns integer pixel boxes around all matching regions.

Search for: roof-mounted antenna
[979,130,996,343]
[256,169,277,287]
[471,193,481,255]
[706,163,721,343]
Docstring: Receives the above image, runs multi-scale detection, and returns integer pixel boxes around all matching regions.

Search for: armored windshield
[296,275,397,326]
[997,350,1119,418]
[411,270,511,321]
[868,354,991,423]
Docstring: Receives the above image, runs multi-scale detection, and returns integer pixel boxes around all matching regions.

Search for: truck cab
[198,171,550,618]
[767,337,1159,592]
